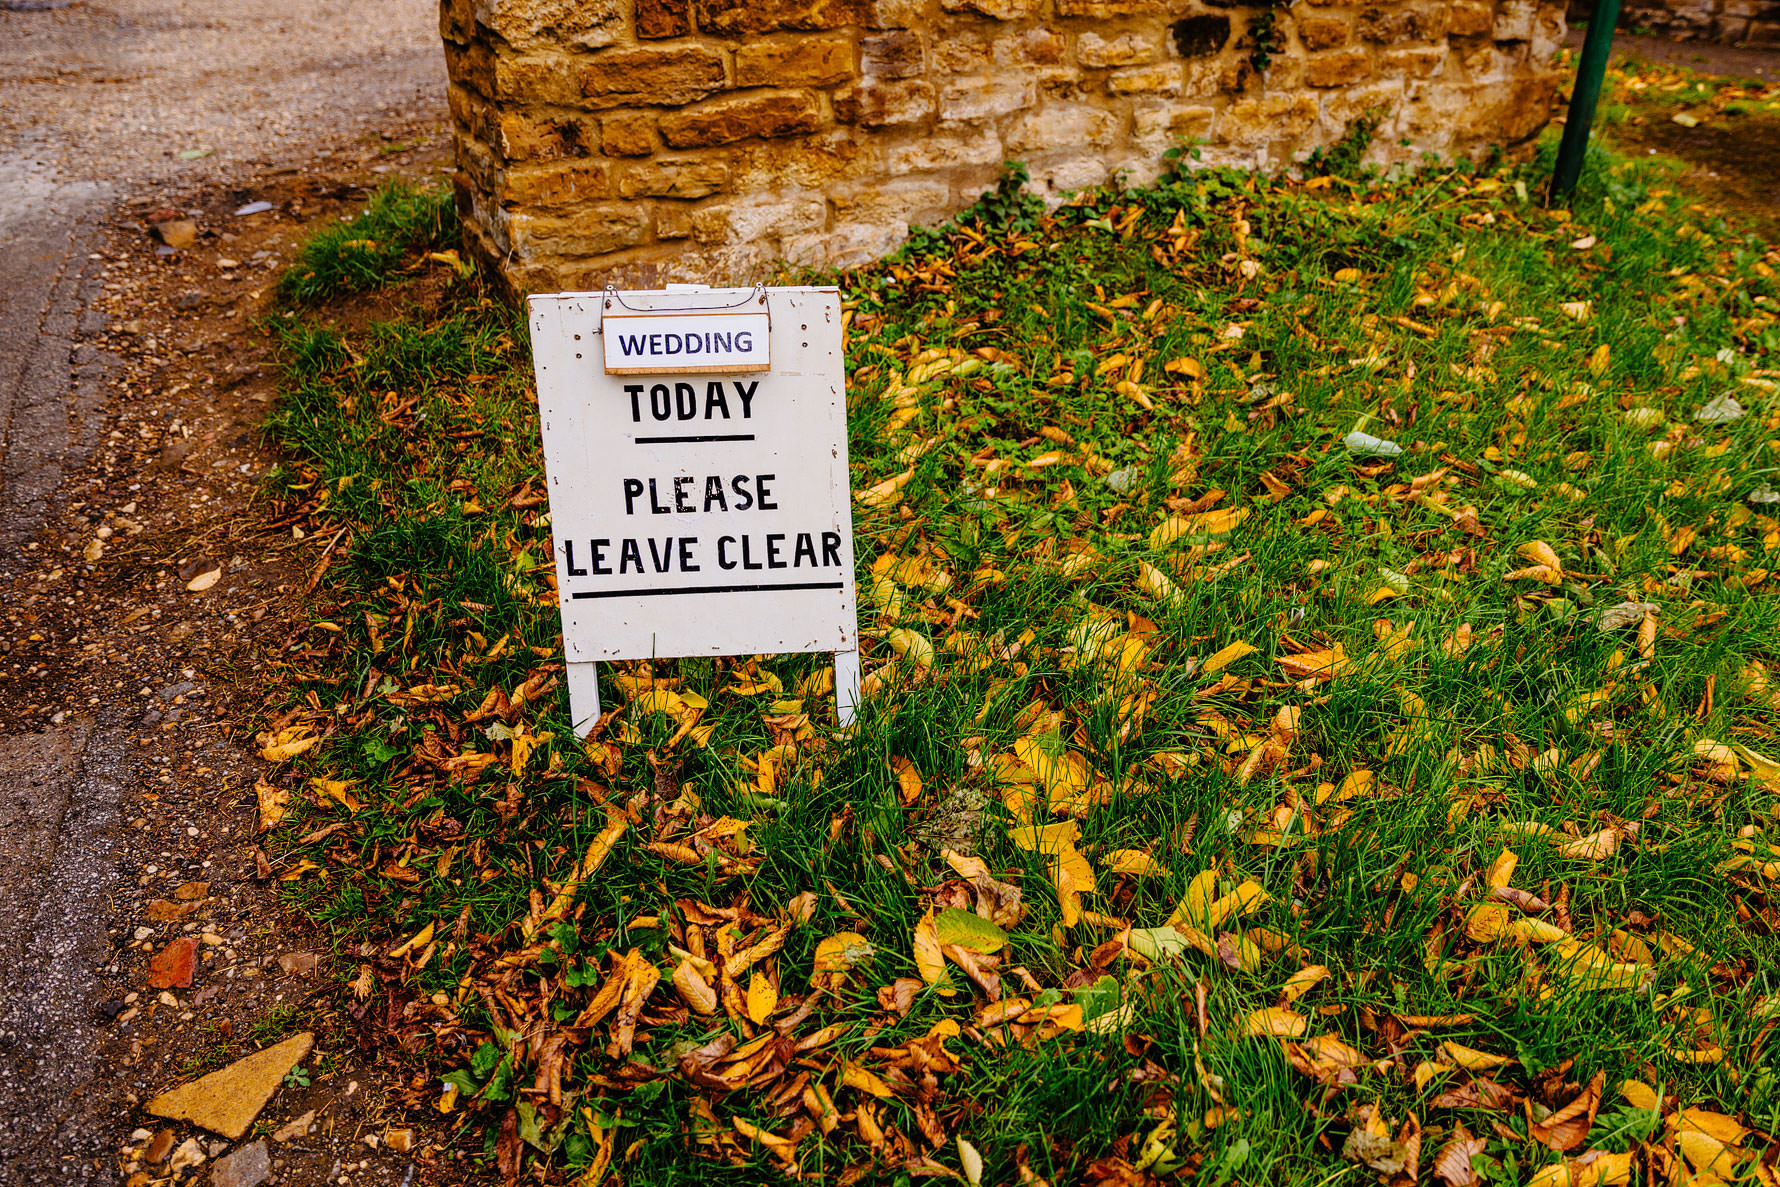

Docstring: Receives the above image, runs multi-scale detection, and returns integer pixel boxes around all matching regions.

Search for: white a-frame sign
[528,285,861,737]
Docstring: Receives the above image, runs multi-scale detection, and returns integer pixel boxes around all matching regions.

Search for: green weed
[277,181,459,305]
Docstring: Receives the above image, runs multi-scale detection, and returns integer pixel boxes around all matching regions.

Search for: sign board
[528,286,859,736]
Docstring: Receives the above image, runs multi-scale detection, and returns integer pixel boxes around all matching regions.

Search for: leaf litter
[257,142,1780,1184]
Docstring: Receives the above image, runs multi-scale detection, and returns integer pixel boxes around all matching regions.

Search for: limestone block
[784,221,911,270]
[1003,101,1120,153]
[1220,92,1318,145]
[736,35,858,88]
[1295,13,1350,50]
[504,204,651,257]
[830,177,953,224]
[1492,0,1539,42]
[1321,76,1405,126]
[498,54,588,105]
[884,122,1004,174]
[694,0,871,36]
[1078,31,1158,68]
[1027,154,1111,199]
[729,129,882,190]
[440,0,477,44]
[940,0,1041,19]
[618,157,733,198]
[939,76,1036,121]
[655,204,695,240]
[1054,0,1166,16]
[501,158,612,207]
[659,93,823,148]
[442,40,496,99]
[636,0,691,38]
[1108,63,1182,96]
[577,46,726,109]
[1261,53,1308,91]
[1171,13,1231,56]
[492,109,601,161]
[933,37,992,73]
[992,28,1067,69]
[1305,47,1373,87]
[601,112,659,157]
[862,32,926,78]
[833,79,937,126]
[867,0,927,29]
[472,0,625,50]
[1130,101,1216,149]
[1381,44,1444,79]
[1446,1,1493,37]
[1357,3,1448,44]
[690,191,828,246]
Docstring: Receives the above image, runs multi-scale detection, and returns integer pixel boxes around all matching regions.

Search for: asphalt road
[0,3,441,1179]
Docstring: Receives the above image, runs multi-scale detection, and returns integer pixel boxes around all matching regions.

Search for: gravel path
[0,4,442,1180]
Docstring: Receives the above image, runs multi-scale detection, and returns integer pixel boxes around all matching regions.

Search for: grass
[258,148,1780,1187]
[276,180,460,305]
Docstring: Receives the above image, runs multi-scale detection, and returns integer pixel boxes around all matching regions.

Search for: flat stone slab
[210,1139,271,1187]
[144,1033,313,1139]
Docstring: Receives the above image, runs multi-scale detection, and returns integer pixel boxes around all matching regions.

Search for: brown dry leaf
[857,469,914,508]
[1009,820,1095,927]
[1530,1071,1604,1153]
[1485,847,1519,890]
[745,972,778,1024]
[1439,1041,1513,1072]
[1278,645,1350,684]
[1244,1007,1308,1038]
[892,756,923,806]
[1674,1130,1738,1178]
[673,959,718,1015]
[912,907,950,993]
[1434,1125,1487,1187]
[1202,641,1259,675]
[1281,964,1330,1004]
[1617,1080,1660,1111]
[1167,868,1219,934]
[257,725,317,763]
[1465,902,1511,943]
[255,780,289,832]
[1557,828,1618,862]
[1517,540,1563,574]
[1104,849,1166,878]
[1672,1107,1748,1145]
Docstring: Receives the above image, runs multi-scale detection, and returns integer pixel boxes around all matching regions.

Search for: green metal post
[1549,0,1622,203]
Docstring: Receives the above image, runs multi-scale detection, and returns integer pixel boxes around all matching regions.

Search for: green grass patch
[258,144,1780,1185]
[277,180,460,305]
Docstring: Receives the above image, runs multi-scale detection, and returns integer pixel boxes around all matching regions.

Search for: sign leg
[567,661,603,738]
[834,649,861,727]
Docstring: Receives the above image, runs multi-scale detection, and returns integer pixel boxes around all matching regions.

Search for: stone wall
[1575,0,1780,46]
[442,0,1568,292]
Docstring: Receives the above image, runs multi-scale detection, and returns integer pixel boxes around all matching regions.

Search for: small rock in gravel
[270,1110,314,1142]
[169,1137,207,1172]
[144,1129,175,1164]
[210,1140,270,1187]
[382,1128,415,1153]
[276,951,317,976]
[152,220,198,250]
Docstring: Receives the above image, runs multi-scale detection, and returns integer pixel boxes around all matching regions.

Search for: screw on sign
[528,285,860,736]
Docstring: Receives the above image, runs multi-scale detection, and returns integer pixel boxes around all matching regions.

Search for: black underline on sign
[633,433,756,444]
[571,581,844,600]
